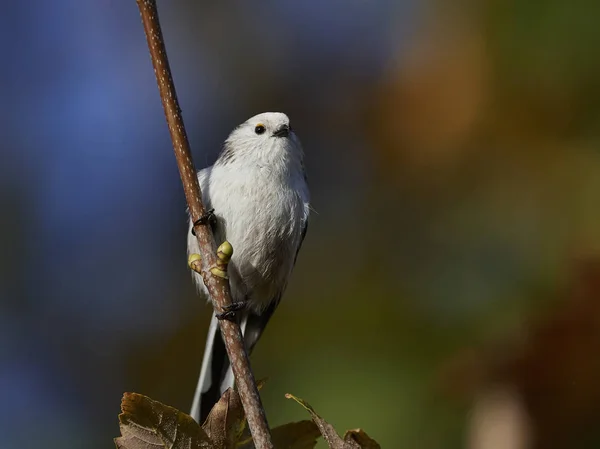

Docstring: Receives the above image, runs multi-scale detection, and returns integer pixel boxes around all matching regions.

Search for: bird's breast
[208,168,305,304]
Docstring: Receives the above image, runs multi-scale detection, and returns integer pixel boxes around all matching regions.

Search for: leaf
[229,380,320,449]
[115,387,342,449]
[343,429,381,449]
[236,420,320,449]
[115,392,213,449]
[271,420,321,449]
[285,394,354,449]
[285,394,380,449]
[202,388,246,449]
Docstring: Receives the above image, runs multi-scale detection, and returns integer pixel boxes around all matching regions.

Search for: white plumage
[187,112,310,422]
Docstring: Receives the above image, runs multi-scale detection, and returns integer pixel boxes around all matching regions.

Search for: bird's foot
[191,209,216,236]
[215,301,246,320]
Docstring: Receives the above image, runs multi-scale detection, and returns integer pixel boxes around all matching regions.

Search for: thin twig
[135,2,274,448]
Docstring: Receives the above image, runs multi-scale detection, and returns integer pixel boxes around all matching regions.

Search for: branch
[134,2,274,448]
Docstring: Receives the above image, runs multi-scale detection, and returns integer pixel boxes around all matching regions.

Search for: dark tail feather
[190,313,228,423]
[242,297,280,354]
[190,299,281,423]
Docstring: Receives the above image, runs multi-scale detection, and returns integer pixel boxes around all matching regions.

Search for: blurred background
[2,0,600,448]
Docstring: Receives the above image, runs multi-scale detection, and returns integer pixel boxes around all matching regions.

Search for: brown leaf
[271,420,321,449]
[199,379,270,448]
[231,377,270,447]
[343,429,381,449]
[235,420,321,449]
[202,388,245,449]
[285,394,361,449]
[114,392,213,449]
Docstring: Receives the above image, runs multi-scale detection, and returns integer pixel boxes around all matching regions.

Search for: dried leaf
[343,429,381,449]
[271,420,321,449]
[234,377,271,446]
[202,388,246,449]
[285,394,357,449]
[285,394,381,449]
[236,420,320,449]
[115,392,213,449]
[115,385,356,449]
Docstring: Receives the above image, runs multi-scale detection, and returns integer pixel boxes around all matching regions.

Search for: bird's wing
[242,213,309,355]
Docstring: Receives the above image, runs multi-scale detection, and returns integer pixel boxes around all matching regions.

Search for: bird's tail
[190,300,279,423]
[190,312,228,422]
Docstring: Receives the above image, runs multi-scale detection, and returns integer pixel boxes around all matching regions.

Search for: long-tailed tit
[187,112,310,423]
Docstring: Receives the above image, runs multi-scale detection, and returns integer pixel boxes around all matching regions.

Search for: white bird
[187,112,310,423]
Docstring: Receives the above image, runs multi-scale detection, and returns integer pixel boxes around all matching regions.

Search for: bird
[187,112,310,423]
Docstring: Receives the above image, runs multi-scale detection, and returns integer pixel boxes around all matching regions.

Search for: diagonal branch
[134,1,274,448]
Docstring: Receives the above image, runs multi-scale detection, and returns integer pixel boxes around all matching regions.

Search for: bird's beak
[272,124,290,138]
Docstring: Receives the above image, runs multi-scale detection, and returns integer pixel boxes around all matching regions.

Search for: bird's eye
[255,124,266,135]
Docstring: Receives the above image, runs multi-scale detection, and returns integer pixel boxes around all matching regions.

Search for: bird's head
[218,112,303,169]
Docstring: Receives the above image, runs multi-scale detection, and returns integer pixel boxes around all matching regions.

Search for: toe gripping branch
[191,208,216,236]
[216,301,246,321]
